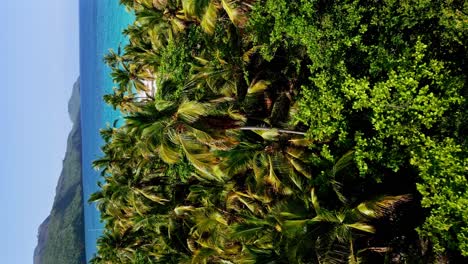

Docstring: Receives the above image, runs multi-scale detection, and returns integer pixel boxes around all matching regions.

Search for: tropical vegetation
[90,0,467,263]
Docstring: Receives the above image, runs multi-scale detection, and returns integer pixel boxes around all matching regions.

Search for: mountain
[34,78,86,264]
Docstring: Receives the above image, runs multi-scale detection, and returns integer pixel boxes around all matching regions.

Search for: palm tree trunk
[238,126,306,135]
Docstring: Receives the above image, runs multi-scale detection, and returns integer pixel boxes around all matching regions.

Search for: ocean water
[79,0,133,262]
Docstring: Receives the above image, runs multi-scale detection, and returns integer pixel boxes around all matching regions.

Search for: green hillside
[34,79,86,264]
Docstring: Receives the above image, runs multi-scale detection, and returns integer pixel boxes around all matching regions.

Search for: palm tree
[218,129,313,195]
[182,0,254,34]
[110,63,153,94]
[225,190,410,264]
[103,92,143,113]
[135,3,187,38]
[124,98,225,180]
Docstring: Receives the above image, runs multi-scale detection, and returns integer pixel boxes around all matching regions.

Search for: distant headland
[34,78,86,264]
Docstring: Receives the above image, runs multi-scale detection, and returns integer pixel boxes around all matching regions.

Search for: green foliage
[93,0,468,262]
[413,139,468,255]
[248,0,467,257]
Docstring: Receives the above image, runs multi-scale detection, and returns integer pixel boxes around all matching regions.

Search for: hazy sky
[0,0,79,263]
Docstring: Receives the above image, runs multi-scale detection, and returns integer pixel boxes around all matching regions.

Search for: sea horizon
[79,0,133,261]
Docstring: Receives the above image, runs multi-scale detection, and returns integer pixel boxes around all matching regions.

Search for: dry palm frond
[152,0,167,9]
[200,2,219,34]
[356,195,412,218]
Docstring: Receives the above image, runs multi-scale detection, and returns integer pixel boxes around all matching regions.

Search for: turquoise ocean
[79,0,133,262]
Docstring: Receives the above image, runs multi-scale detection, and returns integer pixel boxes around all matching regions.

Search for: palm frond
[159,137,181,164]
[311,188,321,213]
[221,0,242,26]
[356,195,411,219]
[200,2,218,34]
[247,80,270,94]
[288,137,314,147]
[287,156,312,179]
[345,222,375,234]
[332,151,355,177]
[242,46,259,63]
[177,100,210,123]
[252,128,279,141]
[152,0,167,9]
[265,156,282,191]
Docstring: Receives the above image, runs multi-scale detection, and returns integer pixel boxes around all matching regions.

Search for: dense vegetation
[34,79,86,264]
[91,0,467,263]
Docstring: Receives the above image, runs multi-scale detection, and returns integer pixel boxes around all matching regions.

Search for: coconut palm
[110,63,153,94]
[225,190,410,264]
[124,98,225,181]
[182,0,254,34]
[217,129,313,196]
[136,3,187,38]
[103,92,143,113]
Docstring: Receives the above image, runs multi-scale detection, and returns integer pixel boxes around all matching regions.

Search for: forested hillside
[34,79,86,264]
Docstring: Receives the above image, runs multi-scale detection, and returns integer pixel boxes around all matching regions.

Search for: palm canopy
[182,0,252,34]
[124,98,229,180]
[90,0,425,263]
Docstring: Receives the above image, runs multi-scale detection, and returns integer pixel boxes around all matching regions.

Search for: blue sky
[0,0,78,263]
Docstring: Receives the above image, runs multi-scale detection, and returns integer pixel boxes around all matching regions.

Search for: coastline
[79,0,133,261]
